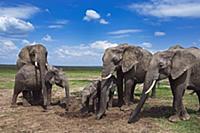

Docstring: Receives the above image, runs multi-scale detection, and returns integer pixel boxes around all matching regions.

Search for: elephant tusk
[145,80,156,94]
[35,61,38,67]
[101,73,112,80]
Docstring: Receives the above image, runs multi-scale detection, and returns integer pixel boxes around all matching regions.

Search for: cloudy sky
[1,0,200,66]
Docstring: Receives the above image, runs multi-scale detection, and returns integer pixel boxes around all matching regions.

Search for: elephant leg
[11,83,22,107]
[169,77,190,122]
[130,83,136,103]
[196,91,200,112]
[22,90,31,107]
[117,69,124,107]
[47,88,52,106]
[108,90,114,108]
[32,90,43,105]
[124,79,134,105]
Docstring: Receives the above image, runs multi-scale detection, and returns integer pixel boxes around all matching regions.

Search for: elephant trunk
[64,82,70,111]
[96,79,109,119]
[39,60,48,109]
[128,70,158,123]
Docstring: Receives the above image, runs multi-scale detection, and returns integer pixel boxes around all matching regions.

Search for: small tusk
[35,61,38,67]
[145,80,156,94]
[101,73,112,80]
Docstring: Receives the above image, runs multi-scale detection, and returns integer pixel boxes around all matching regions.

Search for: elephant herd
[11,44,200,124]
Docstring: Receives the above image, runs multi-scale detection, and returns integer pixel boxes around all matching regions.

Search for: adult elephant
[16,44,48,109]
[128,47,200,123]
[96,44,154,119]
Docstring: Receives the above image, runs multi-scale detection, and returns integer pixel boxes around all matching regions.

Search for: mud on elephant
[11,64,70,111]
[128,47,200,123]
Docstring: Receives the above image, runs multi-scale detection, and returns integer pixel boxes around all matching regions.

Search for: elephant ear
[121,47,142,73]
[171,51,196,79]
[45,71,55,85]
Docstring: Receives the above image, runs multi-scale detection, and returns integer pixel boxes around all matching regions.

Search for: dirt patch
[0,89,172,133]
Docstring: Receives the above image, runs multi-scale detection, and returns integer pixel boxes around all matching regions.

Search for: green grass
[0,66,100,90]
[153,84,200,133]
[0,66,200,132]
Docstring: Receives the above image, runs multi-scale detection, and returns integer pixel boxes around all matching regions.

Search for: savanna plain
[0,65,199,133]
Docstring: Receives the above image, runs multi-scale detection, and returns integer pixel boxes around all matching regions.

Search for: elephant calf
[81,76,117,114]
[11,64,69,110]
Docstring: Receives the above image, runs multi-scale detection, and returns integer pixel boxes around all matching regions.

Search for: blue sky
[1,0,200,66]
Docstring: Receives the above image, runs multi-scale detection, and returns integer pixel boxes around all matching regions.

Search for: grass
[153,84,200,133]
[0,66,101,90]
[0,66,199,132]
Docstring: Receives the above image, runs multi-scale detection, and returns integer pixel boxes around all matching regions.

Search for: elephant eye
[112,56,120,64]
[159,62,164,68]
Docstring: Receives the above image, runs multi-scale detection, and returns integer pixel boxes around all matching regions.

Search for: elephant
[80,76,117,114]
[96,44,155,119]
[11,64,70,111]
[128,47,200,123]
[16,44,49,109]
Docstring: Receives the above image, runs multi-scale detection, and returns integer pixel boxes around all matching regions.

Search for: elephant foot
[180,113,190,121]
[96,112,106,120]
[80,106,89,114]
[22,101,31,107]
[168,114,181,122]
[117,100,124,107]
[42,105,48,110]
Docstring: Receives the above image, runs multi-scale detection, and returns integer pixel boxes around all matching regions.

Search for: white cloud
[45,9,50,13]
[83,9,109,25]
[0,16,34,35]
[0,5,39,38]
[56,45,99,57]
[48,25,63,29]
[111,34,130,39]
[154,31,166,36]
[83,9,101,21]
[0,40,17,50]
[107,13,111,17]
[0,40,18,62]
[55,20,69,25]
[42,34,53,42]
[141,42,152,48]
[99,19,109,24]
[0,5,40,19]
[90,40,118,50]
[22,39,30,45]
[55,40,118,58]
[48,19,69,29]
[108,29,142,35]
[128,0,200,18]
[21,40,42,46]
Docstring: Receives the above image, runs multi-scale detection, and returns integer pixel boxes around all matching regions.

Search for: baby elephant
[81,76,117,114]
[11,64,69,110]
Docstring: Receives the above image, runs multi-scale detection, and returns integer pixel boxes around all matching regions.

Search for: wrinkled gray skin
[81,80,101,113]
[16,44,48,109]
[81,76,117,114]
[96,44,154,119]
[128,46,200,123]
[11,64,69,111]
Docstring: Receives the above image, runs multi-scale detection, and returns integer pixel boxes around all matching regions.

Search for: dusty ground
[0,89,172,133]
